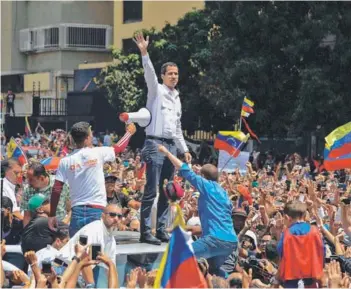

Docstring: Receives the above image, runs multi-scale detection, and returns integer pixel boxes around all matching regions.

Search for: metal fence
[40,98,67,116]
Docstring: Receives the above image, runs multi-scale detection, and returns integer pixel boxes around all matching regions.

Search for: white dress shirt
[27,245,59,276]
[142,54,188,153]
[2,178,20,212]
[59,219,116,265]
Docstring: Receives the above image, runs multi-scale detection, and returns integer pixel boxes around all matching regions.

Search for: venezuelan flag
[324,122,351,171]
[40,157,61,171]
[154,205,207,288]
[241,97,255,118]
[214,131,249,157]
[25,116,32,137]
[325,122,351,158]
[7,137,28,166]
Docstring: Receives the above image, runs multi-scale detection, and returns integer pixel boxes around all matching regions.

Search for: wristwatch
[72,256,81,263]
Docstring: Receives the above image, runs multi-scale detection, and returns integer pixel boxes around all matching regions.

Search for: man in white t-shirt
[48,121,136,236]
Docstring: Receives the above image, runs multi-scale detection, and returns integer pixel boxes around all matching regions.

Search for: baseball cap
[104,173,118,181]
[232,208,247,218]
[164,181,184,202]
[28,194,49,212]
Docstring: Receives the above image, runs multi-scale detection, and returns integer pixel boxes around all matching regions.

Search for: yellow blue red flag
[214,131,249,157]
[154,204,207,288]
[324,122,351,171]
[7,137,28,165]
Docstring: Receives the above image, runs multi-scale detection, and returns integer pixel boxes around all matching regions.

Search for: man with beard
[58,204,122,288]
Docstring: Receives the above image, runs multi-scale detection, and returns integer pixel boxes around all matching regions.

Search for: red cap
[164,181,184,202]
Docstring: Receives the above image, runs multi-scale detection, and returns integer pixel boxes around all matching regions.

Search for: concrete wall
[113,1,205,49]
[27,1,62,28]
[1,1,28,75]
[61,1,113,26]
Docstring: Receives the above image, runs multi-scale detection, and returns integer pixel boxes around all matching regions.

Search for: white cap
[245,230,258,249]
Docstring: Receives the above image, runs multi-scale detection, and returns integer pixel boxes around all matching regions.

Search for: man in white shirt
[48,121,136,236]
[133,33,192,245]
[58,204,122,287]
[1,159,23,221]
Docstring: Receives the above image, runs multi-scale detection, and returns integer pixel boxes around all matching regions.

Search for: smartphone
[42,261,52,274]
[53,258,67,267]
[123,160,129,168]
[342,198,351,205]
[79,235,88,246]
[91,244,102,260]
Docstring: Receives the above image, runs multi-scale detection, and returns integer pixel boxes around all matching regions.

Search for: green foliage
[97,2,351,137]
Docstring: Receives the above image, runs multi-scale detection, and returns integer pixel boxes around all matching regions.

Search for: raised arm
[133,33,158,98]
[113,123,136,155]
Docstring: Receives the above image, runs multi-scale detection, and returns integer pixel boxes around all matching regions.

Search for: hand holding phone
[42,261,52,274]
[79,235,88,246]
[91,244,102,261]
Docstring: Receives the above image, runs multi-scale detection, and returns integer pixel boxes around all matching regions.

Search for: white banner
[218,150,250,174]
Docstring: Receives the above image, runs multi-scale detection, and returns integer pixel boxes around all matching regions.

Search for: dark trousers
[6,102,15,116]
[140,138,176,236]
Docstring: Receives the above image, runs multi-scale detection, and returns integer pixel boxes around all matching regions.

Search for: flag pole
[239,116,242,131]
[220,140,245,173]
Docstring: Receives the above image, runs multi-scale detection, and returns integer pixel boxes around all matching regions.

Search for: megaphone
[119,108,152,128]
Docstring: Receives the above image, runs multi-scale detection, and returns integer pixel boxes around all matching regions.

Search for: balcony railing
[38,98,67,116]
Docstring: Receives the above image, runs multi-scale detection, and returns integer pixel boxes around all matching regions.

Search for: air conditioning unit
[19,29,32,52]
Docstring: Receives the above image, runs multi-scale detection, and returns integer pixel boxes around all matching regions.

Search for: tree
[97,2,351,138]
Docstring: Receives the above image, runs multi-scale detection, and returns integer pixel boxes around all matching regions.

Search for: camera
[239,256,274,283]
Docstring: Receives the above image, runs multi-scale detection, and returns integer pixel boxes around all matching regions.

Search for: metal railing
[40,98,67,116]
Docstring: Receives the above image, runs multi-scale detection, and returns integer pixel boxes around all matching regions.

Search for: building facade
[1,0,113,118]
[113,1,204,50]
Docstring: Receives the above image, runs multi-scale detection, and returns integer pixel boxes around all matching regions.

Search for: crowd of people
[1,32,351,289]
[1,125,351,288]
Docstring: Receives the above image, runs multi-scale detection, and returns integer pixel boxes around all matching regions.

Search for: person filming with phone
[133,32,192,245]
[58,204,122,288]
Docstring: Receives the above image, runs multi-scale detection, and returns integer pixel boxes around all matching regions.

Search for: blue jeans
[140,138,177,236]
[192,235,238,277]
[69,206,103,237]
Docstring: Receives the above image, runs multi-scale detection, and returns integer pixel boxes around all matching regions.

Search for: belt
[76,204,105,210]
[146,136,175,145]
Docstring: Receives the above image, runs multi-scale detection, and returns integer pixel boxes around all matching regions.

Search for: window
[123,0,142,23]
[122,38,138,54]
[44,27,59,48]
[67,27,106,48]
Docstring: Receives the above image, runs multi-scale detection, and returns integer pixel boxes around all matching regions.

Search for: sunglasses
[105,212,122,218]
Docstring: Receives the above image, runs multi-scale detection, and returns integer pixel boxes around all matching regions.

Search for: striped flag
[7,137,28,165]
[154,204,207,288]
[25,117,32,137]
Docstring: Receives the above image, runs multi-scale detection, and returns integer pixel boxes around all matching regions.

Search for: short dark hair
[200,164,219,181]
[28,162,48,178]
[265,240,279,261]
[161,62,178,75]
[53,222,69,240]
[284,201,307,219]
[2,196,13,212]
[70,122,90,145]
[1,158,20,174]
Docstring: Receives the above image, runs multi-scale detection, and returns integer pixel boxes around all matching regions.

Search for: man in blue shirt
[158,144,237,277]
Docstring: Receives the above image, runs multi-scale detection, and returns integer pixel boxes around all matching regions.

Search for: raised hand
[133,32,149,56]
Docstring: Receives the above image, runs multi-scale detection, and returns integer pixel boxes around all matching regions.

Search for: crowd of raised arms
[1,126,351,288]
